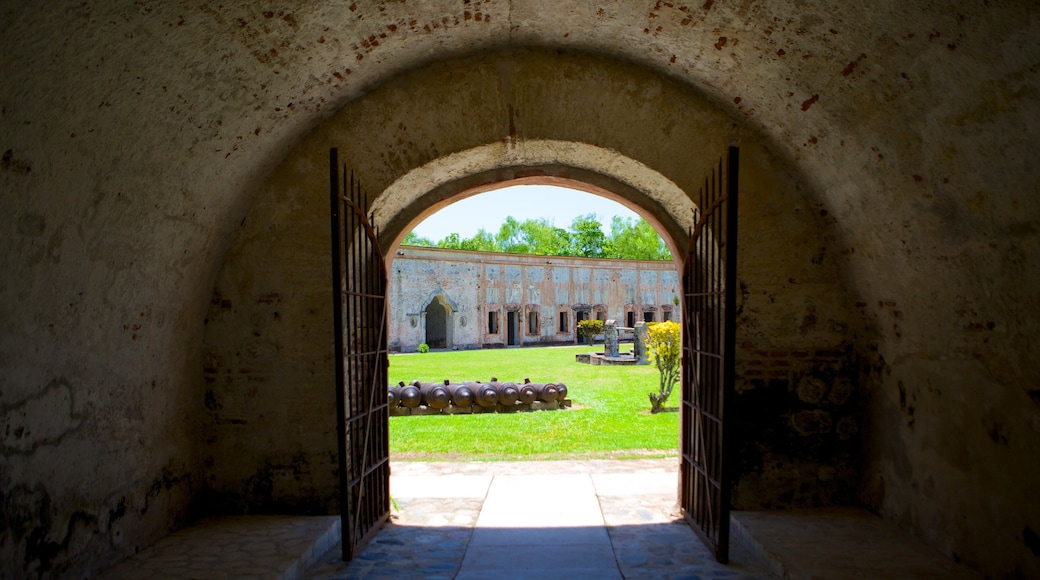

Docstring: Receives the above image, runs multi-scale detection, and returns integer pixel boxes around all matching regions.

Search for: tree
[577,318,603,346]
[645,321,681,413]
[435,232,466,249]
[606,216,671,260]
[570,213,607,257]
[519,218,572,256]
[495,216,531,254]
[459,229,498,252]
[401,231,434,247]
[404,213,671,260]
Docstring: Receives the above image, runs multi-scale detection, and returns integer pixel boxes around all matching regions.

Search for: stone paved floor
[99,515,339,580]
[732,508,981,580]
[307,459,770,579]
[97,459,982,579]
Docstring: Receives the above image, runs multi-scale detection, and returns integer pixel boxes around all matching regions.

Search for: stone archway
[206,47,868,551]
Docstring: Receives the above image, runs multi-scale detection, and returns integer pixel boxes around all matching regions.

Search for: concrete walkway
[457,473,620,579]
[308,459,770,579]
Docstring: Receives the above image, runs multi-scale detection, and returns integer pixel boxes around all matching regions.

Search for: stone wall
[733,343,860,509]
[2,1,1036,577]
[388,247,680,352]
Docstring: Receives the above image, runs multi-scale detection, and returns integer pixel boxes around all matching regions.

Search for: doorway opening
[333,148,738,563]
[506,310,519,346]
[424,295,452,349]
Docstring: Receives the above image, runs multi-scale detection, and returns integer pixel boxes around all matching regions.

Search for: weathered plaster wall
[1,1,1036,577]
[388,247,681,352]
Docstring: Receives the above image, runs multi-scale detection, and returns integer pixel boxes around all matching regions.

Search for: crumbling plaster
[1,1,1037,578]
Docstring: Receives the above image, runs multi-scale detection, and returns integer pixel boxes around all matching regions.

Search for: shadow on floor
[307,520,770,580]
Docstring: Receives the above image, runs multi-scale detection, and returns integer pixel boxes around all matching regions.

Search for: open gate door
[329,148,391,561]
[680,146,739,563]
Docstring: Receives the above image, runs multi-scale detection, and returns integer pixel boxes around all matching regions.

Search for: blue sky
[410,184,641,241]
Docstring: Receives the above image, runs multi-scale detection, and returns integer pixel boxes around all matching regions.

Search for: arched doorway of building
[331,141,741,562]
[424,295,452,349]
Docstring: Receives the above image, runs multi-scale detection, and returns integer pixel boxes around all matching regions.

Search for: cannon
[489,377,520,406]
[447,381,474,407]
[537,383,560,402]
[469,381,500,408]
[498,382,520,406]
[389,377,569,414]
[398,381,422,408]
[554,382,568,401]
[521,378,559,403]
[516,381,537,405]
[416,380,451,410]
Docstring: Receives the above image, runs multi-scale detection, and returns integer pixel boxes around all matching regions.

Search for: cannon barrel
[517,379,537,404]
[470,381,500,408]
[488,378,518,406]
[388,382,403,408]
[417,380,451,409]
[521,378,558,402]
[497,381,520,406]
[447,381,474,407]
[554,382,568,401]
[398,382,422,408]
[531,382,559,402]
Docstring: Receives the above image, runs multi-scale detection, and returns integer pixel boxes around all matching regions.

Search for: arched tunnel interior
[1,2,1037,577]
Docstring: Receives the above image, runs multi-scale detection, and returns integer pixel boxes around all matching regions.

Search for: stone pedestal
[604,319,619,357]
[634,321,649,365]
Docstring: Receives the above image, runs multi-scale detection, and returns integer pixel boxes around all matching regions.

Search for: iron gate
[329,148,391,561]
[680,146,739,562]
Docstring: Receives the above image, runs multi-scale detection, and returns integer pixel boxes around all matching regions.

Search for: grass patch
[389,345,679,461]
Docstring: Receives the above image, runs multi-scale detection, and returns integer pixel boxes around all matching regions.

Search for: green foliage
[402,215,669,260]
[495,216,531,254]
[388,346,678,459]
[577,319,604,345]
[417,343,430,353]
[645,321,681,413]
[605,216,672,261]
[461,229,498,252]
[435,232,464,250]
[402,231,434,247]
[570,213,607,257]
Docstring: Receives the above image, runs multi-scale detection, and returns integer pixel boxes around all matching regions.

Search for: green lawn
[388,345,680,461]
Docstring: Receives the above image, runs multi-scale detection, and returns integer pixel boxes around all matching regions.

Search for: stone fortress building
[2,1,1038,578]
[389,246,679,352]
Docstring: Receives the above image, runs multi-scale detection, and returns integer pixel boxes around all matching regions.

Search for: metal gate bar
[330,148,390,562]
[680,146,739,563]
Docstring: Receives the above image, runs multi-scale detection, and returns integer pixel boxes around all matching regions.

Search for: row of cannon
[388,378,568,410]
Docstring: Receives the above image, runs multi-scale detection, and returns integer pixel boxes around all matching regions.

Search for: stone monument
[603,319,620,357]
[634,321,649,365]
